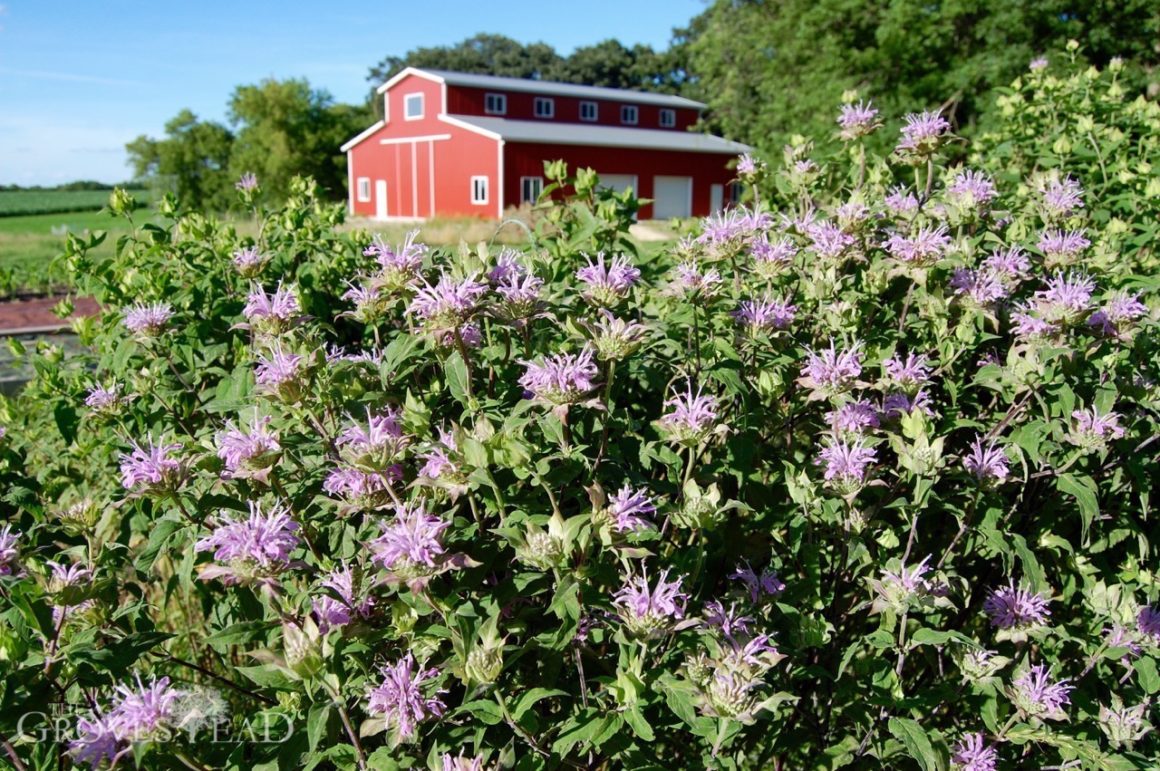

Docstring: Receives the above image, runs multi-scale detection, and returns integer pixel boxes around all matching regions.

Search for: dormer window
[579,101,598,122]
[659,109,676,128]
[485,93,507,115]
[534,97,555,119]
[620,105,638,125]
[404,93,424,120]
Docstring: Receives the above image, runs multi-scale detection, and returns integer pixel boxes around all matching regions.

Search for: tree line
[128,3,1159,210]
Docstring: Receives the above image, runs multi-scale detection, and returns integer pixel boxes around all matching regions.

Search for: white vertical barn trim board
[410,142,419,217]
[428,140,435,217]
[346,150,354,215]
[496,139,505,218]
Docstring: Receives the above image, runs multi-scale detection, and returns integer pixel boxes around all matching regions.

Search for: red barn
[342,68,750,221]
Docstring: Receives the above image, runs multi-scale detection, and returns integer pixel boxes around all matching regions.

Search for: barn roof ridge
[443,114,750,154]
[378,66,706,110]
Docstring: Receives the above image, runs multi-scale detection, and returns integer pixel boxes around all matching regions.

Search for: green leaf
[1133,657,1160,694]
[445,351,470,406]
[453,699,504,725]
[134,517,184,573]
[306,702,331,752]
[511,688,568,722]
[1056,473,1099,541]
[623,707,655,741]
[887,717,941,771]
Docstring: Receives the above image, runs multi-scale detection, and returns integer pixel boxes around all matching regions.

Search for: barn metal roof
[382,67,706,110]
[445,115,750,154]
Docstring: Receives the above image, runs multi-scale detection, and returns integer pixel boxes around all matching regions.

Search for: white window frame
[356,177,371,202]
[534,97,555,119]
[659,108,676,128]
[520,176,543,204]
[579,101,598,122]
[470,175,489,205]
[484,92,507,115]
[404,93,424,121]
[620,105,638,125]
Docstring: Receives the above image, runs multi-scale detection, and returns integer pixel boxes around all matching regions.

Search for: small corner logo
[172,686,230,739]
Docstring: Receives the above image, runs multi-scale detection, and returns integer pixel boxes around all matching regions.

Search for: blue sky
[0,0,705,185]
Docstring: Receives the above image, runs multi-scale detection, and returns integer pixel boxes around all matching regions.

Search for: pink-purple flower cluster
[896,111,951,157]
[119,440,185,492]
[0,525,19,576]
[243,283,300,333]
[70,677,185,769]
[312,563,375,633]
[367,653,446,739]
[730,561,786,602]
[837,100,880,140]
[963,437,1009,484]
[946,169,997,213]
[232,246,269,277]
[194,501,301,584]
[984,581,1050,630]
[658,382,719,445]
[950,733,998,771]
[607,485,657,533]
[1010,664,1072,719]
[732,296,797,335]
[123,303,174,337]
[884,225,951,266]
[216,416,281,477]
[370,501,450,577]
[519,347,598,406]
[613,568,688,638]
[815,439,877,491]
[576,252,640,306]
[337,408,410,470]
[800,341,863,396]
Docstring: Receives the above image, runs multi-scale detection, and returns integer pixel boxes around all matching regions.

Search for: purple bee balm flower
[946,169,997,211]
[697,207,772,251]
[1037,229,1090,262]
[442,753,486,771]
[834,199,870,227]
[800,340,863,395]
[487,248,526,283]
[194,501,301,584]
[815,439,877,491]
[1104,623,1142,658]
[1029,56,1048,71]
[1036,271,1095,321]
[1089,292,1148,336]
[982,246,1031,283]
[576,252,641,305]
[873,556,935,611]
[1041,177,1084,219]
[951,732,999,771]
[519,347,598,406]
[312,563,375,633]
[882,352,931,389]
[342,282,389,322]
[736,153,758,175]
[964,437,1009,484]
[243,283,300,327]
[337,408,410,470]
[1010,304,1057,340]
[119,439,185,492]
[323,466,399,509]
[608,485,656,533]
[70,712,122,769]
[1010,664,1072,719]
[704,599,754,639]
[255,348,306,400]
[826,399,880,436]
[122,302,173,337]
[409,272,488,330]
[0,525,18,575]
[670,261,723,296]
[613,568,688,638]
[107,676,184,741]
[366,229,428,275]
[884,186,920,217]
[882,390,933,419]
[733,296,796,334]
[85,383,123,411]
[370,501,450,572]
[751,235,797,272]
[896,110,951,156]
[216,415,280,476]
[232,246,269,277]
[806,220,856,261]
[495,272,544,323]
[1070,406,1126,447]
[46,559,94,624]
[884,225,951,266]
[950,268,1007,306]
[235,172,258,192]
[658,382,719,445]
[984,581,1050,629]
[420,428,460,480]
[1138,605,1160,642]
[730,561,786,602]
[367,653,446,739]
[837,100,880,140]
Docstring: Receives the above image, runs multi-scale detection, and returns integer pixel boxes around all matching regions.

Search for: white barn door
[653,176,693,219]
[375,180,388,220]
[596,174,637,196]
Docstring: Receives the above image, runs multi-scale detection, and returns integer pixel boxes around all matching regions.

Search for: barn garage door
[653,176,693,219]
[596,174,637,195]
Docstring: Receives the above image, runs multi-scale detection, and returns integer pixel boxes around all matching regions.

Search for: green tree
[227,78,371,201]
[683,0,1160,157]
[125,110,235,210]
[548,38,682,93]
[367,33,563,86]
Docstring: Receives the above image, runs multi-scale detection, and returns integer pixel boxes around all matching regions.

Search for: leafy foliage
[2,52,1160,770]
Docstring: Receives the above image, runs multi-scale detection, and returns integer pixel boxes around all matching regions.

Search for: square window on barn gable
[659,108,676,128]
[621,105,638,125]
[485,93,507,115]
[534,97,555,118]
[356,177,371,202]
[579,101,598,122]
[404,93,424,120]
[471,176,489,205]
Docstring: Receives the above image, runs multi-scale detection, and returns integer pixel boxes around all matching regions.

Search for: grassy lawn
[0,209,133,297]
[0,189,150,217]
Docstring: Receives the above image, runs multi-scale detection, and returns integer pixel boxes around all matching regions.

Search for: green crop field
[0,210,130,297]
[0,188,150,217]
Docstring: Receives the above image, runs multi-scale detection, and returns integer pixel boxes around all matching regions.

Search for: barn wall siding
[446,87,698,131]
[503,143,736,219]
